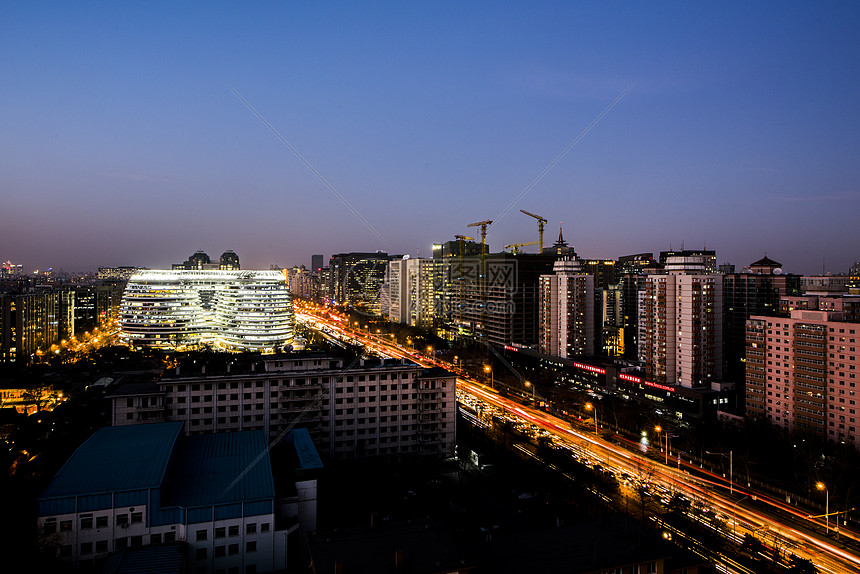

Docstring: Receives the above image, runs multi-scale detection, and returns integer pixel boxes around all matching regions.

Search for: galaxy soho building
[119,270,294,352]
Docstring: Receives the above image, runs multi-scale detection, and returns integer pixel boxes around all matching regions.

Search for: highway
[296,305,860,573]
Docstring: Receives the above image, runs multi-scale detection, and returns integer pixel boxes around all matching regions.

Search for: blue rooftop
[41,422,184,499]
[163,430,275,507]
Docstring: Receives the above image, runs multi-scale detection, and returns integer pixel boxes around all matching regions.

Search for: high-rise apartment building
[538,257,595,358]
[746,307,860,449]
[638,256,722,388]
[311,254,324,273]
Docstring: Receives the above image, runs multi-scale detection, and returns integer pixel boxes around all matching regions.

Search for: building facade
[538,257,595,358]
[638,256,722,388]
[119,270,294,352]
[110,354,457,460]
[746,307,860,448]
[37,422,295,572]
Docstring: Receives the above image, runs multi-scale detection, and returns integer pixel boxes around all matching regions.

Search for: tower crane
[467,220,493,255]
[504,241,540,254]
[520,209,547,251]
[467,219,493,299]
[453,235,474,258]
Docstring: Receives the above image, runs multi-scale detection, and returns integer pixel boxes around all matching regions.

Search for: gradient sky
[2,2,859,275]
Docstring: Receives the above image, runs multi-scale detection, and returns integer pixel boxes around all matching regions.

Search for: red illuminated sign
[573,362,606,375]
[504,345,519,352]
[618,373,675,393]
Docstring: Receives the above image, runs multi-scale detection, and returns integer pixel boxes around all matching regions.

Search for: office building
[385,257,435,328]
[119,270,294,352]
[329,252,395,315]
[172,250,240,271]
[97,266,144,281]
[311,254,323,273]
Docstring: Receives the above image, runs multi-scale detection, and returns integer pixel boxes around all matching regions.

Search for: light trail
[296,306,860,573]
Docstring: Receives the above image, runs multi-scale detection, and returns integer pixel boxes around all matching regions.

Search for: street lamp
[817,482,829,535]
[484,365,494,389]
[525,380,535,402]
[655,425,668,465]
[584,402,598,434]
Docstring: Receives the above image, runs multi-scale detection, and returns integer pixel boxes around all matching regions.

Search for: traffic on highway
[295,303,860,574]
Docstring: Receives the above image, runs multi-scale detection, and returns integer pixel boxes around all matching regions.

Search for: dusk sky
[3,2,859,275]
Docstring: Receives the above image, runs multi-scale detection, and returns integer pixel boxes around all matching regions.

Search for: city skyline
[3,3,859,274]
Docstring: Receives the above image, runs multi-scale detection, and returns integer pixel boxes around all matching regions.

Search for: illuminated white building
[120,270,294,352]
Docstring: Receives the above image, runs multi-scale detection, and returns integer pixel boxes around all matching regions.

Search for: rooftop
[40,422,183,499]
[163,429,275,506]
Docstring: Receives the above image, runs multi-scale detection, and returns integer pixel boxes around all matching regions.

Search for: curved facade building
[120,270,293,352]
[214,273,294,351]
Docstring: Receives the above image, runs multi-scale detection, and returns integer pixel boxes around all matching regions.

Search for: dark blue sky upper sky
[2,2,859,274]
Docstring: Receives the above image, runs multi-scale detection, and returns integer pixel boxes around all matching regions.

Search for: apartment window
[215,545,226,557]
[260,523,270,532]
[80,541,93,555]
[215,527,226,538]
[247,522,257,534]
[40,518,54,536]
[116,514,128,527]
[228,543,239,555]
[229,525,239,537]
[196,529,208,541]
[95,540,108,553]
[164,531,176,542]
[80,515,93,529]
[151,533,162,544]
[131,512,142,524]
[96,515,108,528]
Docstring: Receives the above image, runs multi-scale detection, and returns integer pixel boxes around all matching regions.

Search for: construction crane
[467,220,493,252]
[453,235,474,258]
[520,209,547,251]
[467,219,493,299]
[504,241,539,255]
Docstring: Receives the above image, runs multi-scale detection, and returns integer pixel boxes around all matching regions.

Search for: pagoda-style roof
[750,255,781,268]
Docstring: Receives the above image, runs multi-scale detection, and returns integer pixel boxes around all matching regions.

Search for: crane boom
[519,209,547,250]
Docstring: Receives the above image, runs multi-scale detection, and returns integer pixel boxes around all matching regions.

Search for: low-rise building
[37,421,301,572]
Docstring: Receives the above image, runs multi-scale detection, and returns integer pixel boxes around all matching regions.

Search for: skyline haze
[2,2,859,275]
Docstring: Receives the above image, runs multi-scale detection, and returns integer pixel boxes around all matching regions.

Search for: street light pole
[817,482,829,534]
[655,426,668,465]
